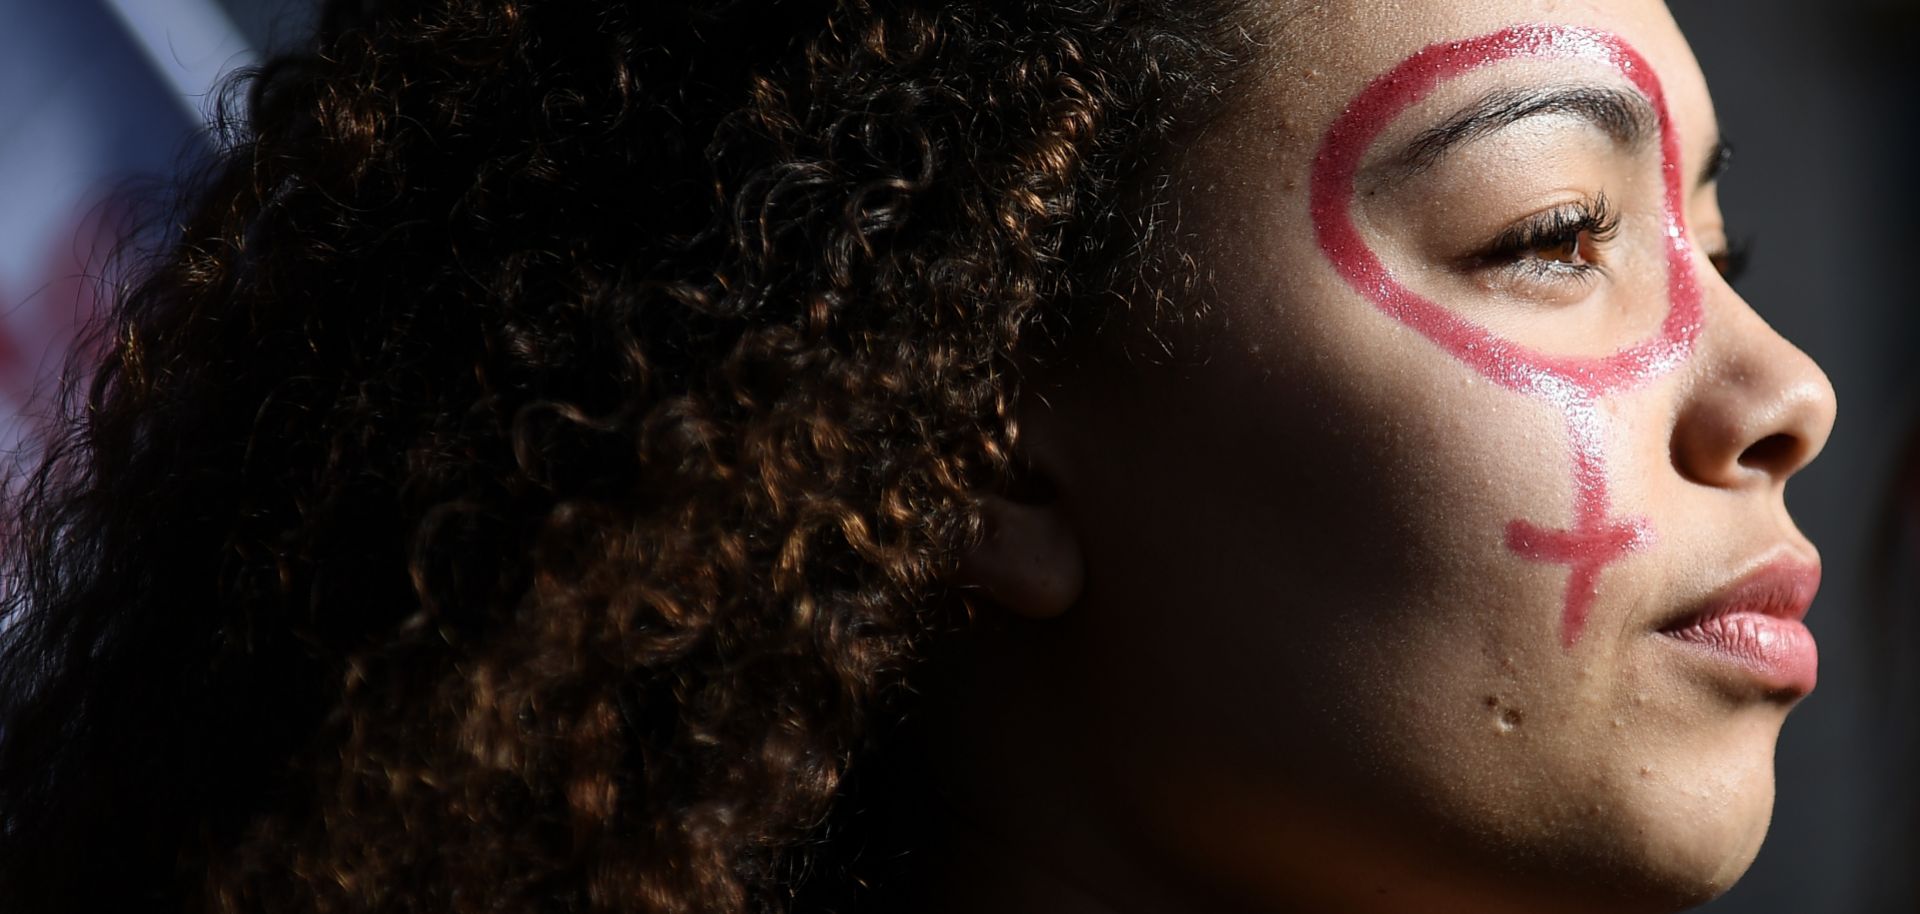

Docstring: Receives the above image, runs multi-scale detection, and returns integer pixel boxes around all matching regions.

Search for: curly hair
[0,1,1256,910]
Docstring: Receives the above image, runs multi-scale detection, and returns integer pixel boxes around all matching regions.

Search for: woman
[0,0,1835,911]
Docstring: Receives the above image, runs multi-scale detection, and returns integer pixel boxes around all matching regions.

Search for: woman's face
[963,0,1838,911]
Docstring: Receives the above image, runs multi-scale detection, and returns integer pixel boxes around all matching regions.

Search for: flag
[0,0,255,452]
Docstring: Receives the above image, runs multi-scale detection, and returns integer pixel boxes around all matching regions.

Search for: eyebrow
[1374,85,1661,184]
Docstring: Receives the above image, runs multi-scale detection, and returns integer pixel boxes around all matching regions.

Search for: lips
[1657,560,1820,696]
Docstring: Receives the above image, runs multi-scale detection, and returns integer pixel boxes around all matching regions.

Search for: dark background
[1669,2,1920,911]
[2,0,1914,909]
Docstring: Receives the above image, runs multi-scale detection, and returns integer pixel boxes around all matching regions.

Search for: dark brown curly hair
[0,1,1258,910]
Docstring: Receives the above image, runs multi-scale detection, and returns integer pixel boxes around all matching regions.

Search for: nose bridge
[1669,284,1837,490]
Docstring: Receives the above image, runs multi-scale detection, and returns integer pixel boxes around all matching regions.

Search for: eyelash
[1474,195,1621,283]
[1468,197,1753,292]
[1709,238,1751,285]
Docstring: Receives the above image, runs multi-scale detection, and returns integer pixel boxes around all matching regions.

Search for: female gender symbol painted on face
[1310,25,1705,647]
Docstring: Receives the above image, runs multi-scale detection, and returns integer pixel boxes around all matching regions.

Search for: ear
[958,492,1084,620]
[955,434,1084,621]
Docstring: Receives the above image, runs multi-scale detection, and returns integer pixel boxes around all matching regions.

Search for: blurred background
[0,0,1913,910]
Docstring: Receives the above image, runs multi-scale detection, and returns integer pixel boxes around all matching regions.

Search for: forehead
[1226,0,1715,163]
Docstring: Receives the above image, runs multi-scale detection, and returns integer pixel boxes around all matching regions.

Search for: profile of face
[950,1,1837,912]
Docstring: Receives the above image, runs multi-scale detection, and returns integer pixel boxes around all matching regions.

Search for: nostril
[1737,432,1801,474]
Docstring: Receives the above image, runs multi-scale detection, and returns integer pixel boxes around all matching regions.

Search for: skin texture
[948,1,1837,912]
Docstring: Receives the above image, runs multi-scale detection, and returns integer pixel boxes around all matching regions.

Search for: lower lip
[1660,613,1818,695]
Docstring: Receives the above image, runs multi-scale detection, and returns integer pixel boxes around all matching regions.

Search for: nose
[1669,290,1837,490]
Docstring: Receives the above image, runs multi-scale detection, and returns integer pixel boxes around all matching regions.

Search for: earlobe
[956,488,1085,621]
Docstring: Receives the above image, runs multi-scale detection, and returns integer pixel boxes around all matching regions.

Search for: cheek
[1047,272,1686,895]
[1055,260,1585,755]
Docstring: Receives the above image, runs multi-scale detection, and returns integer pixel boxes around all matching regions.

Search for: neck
[915,812,1135,914]
[907,626,1274,914]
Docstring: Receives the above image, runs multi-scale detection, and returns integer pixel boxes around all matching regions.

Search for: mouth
[1655,560,1821,697]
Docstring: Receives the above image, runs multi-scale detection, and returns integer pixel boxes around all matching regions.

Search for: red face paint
[1309,25,1702,646]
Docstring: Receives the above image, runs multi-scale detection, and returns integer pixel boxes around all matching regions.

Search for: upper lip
[1657,558,1822,634]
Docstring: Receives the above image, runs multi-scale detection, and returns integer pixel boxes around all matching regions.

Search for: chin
[1414,704,1788,914]
[1616,812,1770,912]
[1460,793,1772,914]
[1543,720,1784,913]
[1626,740,1780,908]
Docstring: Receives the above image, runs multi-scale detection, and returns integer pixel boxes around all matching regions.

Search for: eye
[1469,195,1621,283]
[1708,238,1751,285]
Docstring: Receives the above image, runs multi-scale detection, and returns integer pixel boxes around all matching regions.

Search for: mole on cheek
[1308,25,1704,648]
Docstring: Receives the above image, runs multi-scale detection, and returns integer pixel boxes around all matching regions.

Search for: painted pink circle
[1308,24,1703,399]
